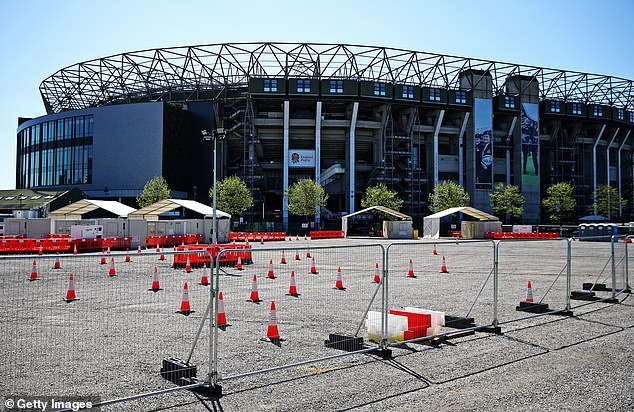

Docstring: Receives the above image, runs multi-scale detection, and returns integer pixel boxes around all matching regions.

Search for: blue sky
[1,0,632,190]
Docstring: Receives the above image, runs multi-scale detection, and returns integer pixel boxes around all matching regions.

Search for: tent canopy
[341,206,412,237]
[423,207,498,239]
[49,199,136,218]
[425,206,497,221]
[127,199,231,220]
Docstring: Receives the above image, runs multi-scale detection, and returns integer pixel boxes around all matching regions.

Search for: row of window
[548,102,633,121]
[17,115,94,188]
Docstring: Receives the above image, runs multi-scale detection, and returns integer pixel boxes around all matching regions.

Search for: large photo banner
[521,103,539,186]
[474,98,493,188]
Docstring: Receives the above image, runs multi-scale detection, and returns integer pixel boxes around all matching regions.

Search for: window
[330,80,343,93]
[263,79,278,92]
[430,88,441,101]
[402,85,415,99]
[297,79,311,93]
[455,91,467,104]
[617,109,624,121]
[593,105,602,117]
[630,112,634,123]
[504,95,515,109]
[374,82,386,96]
[571,103,583,115]
[550,101,561,113]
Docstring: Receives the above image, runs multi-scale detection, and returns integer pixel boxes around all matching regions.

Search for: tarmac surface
[0,237,631,411]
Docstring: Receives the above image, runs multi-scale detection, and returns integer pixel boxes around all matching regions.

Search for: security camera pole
[201,128,226,247]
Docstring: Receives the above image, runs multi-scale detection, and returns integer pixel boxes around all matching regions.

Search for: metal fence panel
[0,249,211,399]
[213,243,384,382]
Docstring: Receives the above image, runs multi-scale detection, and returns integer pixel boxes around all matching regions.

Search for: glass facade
[17,115,93,188]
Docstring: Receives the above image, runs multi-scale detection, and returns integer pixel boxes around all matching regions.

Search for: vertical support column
[433,110,446,187]
[617,131,630,218]
[506,117,517,186]
[606,128,619,220]
[349,102,359,214]
[458,112,470,188]
[592,124,606,216]
[282,100,290,231]
[611,236,617,301]
[315,102,322,228]
[492,241,499,327]
[566,239,572,313]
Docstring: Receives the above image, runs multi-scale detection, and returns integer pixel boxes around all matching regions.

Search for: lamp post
[202,128,226,246]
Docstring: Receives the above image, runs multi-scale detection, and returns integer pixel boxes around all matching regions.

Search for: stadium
[16,42,634,229]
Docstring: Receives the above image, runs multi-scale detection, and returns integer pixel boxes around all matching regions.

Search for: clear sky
[1,0,632,190]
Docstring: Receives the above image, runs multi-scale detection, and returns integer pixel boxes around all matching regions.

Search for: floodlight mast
[201,128,225,247]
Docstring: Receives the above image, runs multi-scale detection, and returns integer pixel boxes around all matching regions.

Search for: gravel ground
[0,237,631,411]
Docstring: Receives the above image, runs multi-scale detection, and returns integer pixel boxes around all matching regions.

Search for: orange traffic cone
[200,263,209,286]
[281,250,287,264]
[73,244,78,255]
[433,244,438,255]
[149,266,162,292]
[53,253,61,269]
[236,256,243,271]
[125,248,131,262]
[100,251,107,265]
[335,266,346,290]
[296,235,299,241]
[289,236,292,242]
[137,245,142,253]
[267,259,276,279]
[304,234,307,241]
[306,249,311,258]
[107,247,111,255]
[440,256,448,273]
[295,251,300,261]
[407,259,416,278]
[287,270,300,297]
[260,238,264,245]
[63,273,79,302]
[156,245,161,253]
[177,281,193,316]
[108,257,117,277]
[217,291,230,327]
[262,300,284,342]
[159,247,165,261]
[373,262,381,283]
[29,260,39,281]
[248,275,262,303]
[38,245,43,255]
[310,256,318,274]
[185,255,192,273]
[525,280,534,303]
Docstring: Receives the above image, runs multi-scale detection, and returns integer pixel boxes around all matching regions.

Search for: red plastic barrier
[173,243,253,267]
[309,230,344,239]
[389,309,432,340]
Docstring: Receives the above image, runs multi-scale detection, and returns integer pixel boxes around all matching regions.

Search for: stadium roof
[39,42,634,113]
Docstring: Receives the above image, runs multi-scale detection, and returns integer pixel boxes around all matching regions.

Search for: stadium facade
[16,43,634,228]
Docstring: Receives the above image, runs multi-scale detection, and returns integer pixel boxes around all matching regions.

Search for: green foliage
[361,183,403,212]
[286,179,328,218]
[543,182,576,222]
[489,183,524,223]
[428,181,470,212]
[137,176,171,208]
[588,185,628,218]
[210,176,253,217]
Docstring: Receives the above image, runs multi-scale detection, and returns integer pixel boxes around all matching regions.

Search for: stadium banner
[474,98,493,188]
[520,103,539,185]
[288,149,316,168]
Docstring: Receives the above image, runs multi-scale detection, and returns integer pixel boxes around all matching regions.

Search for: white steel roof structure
[49,199,136,218]
[127,199,231,220]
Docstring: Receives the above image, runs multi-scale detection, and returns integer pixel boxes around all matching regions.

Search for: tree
[543,182,576,222]
[361,183,403,211]
[286,178,328,220]
[589,185,628,219]
[428,181,470,212]
[210,176,253,218]
[137,176,171,208]
[489,183,524,223]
